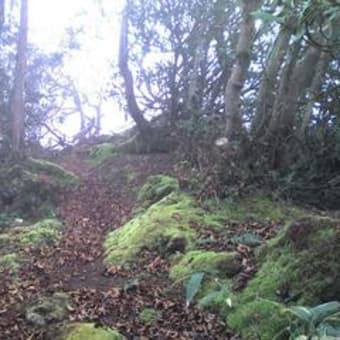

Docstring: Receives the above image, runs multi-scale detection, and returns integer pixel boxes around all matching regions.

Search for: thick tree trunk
[299,51,331,137]
[10,0,28,154]
[224,0,261,139]
[268,41,302,135]
[119,4,150,135]
[252,25,292,136]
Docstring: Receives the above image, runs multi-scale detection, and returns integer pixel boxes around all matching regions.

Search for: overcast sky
[28,0,132,139]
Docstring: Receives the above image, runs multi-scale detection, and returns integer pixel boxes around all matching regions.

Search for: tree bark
[224,0,261,139]
[119,3,150,135]
[10,0,28,154]
[299,51,331,137]
[252,25,292,136]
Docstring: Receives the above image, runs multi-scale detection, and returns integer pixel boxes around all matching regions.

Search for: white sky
[28,0,133,140]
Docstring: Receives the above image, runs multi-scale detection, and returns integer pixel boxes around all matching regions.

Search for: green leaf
[283,306,313,323]
[185,272,205,308]
[310,301,340,323]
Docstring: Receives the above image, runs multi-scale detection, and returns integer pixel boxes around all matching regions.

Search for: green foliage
[61,323,125,340]
[137,175,179,209]
[283,301,340,338]
[230,232,262,247]
[185,272,205,308]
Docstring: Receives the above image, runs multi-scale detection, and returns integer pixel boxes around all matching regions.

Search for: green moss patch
[138,308,161,324]
[104,193,210,267]
[170,250,242,282]
[225,216,340,339]
[20,218,63,245]
[0,253,19,272]
[207,195,304,223]
[88,143,117,165]
[241,216,340,305]
[137,175,179,208]
[26,292,69,327]
[228,299,289,340]
[61,323,125,340]
[26,158,79,186]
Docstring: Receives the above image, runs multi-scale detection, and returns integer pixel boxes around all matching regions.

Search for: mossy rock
[26,292,69,327]
[0,159,78,219]
[20,218,63,245]
[170,250,242,282]
[104,193,211,267]
[60,323,125,340]
[226,216,340,339]
[241,216,340,305]
[88,143,117,165]
[138,308,161,324]
[227,299,289,340]
[26,158,79,186]
[137,175,179,208]
[0,253,19,272]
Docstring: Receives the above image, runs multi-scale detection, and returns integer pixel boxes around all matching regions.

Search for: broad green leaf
[311,301,340,323]
[251,10,285,24]
[185,272,205,308]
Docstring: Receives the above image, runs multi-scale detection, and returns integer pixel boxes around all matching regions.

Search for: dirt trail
[0,152,234,339]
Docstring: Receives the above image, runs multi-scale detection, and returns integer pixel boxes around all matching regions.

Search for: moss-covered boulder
[170,250,242,281]
[26,292,69,327]
[104,193,210,267]
[26,158,79,186]
[0,158,78,219]
[226,216,340,339]
[137,175,179,209]
[20,218,63,245]
[60,323,125,340]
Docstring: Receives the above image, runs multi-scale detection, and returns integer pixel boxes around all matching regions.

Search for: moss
[169,250,242,281]
[227,299,289,340]
[137,175,179,208]
[62,323,125,340]
[26,158,79,186]
[138,308,161,324]
[104,193,210,267]
[207,195,304,223]
[241,216,340,305]
[0,233,10,245]
[20,218,63,245]
[0,253,19,272]
[198,280,233,314]
[88,143,117,165]
[26,292,69,326]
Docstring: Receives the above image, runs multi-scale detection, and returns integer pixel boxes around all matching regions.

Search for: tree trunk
[224,0,261,139]
[119,3,150,135]
[10,0,28,154]
[252,25,292,136]
[299,51,331,137]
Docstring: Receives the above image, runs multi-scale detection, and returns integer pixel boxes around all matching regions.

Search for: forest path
[0,150,234,339]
